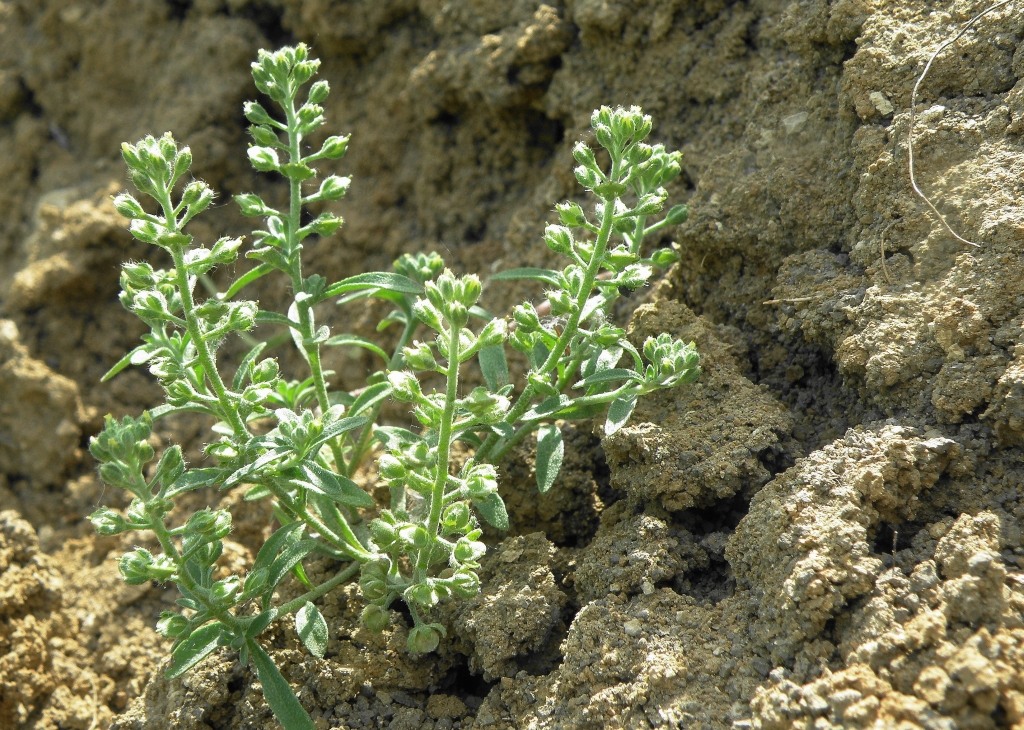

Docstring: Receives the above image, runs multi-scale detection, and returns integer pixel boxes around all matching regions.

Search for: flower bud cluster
[642,333,701,389]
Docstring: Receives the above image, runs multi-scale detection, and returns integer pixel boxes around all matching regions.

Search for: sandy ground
[1,1,1023,728]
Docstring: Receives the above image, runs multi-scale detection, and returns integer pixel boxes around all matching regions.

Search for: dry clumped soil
[2,0,1024,728]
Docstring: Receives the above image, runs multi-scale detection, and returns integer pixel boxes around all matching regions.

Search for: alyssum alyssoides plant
[90,44,699,729]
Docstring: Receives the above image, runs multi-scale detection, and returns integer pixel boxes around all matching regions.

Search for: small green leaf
[322,272,423,299]
[267,538,321,588]
[489,267,562,286]
[605,394,637,435]
[472,492,509,530]
[247,640,316,730]
[101,344,153,382]
[535,423,563,494]
[251,522,305,578]
[296,602,328,658]
[573,368,642,390]
[323,334,389,363]
[166,622,225,679]
[223,262,275,300]
[349,381,392,418]
[254,310,301,329]
[232,341,269,390]
[299,463,375,508]
[478,344,509,390]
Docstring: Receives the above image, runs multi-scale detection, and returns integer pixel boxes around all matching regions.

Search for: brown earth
[2,0,1024,728]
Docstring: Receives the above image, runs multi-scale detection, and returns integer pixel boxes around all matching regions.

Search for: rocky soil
[2,1,1023,728]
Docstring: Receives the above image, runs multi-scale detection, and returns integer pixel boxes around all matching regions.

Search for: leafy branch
[91,44,699,730]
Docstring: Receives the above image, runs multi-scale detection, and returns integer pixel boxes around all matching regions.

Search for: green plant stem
[345,317,419,479]
[270,484,372,561]
[158,194,249,439]
[280,92,351,477]
[274,561,360,616]
[415,323,461,576]
[476,192,619,464]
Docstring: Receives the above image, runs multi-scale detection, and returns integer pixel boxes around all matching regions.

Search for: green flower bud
[387,370,422,402]
[119,548,175,584]
[369,514,400,549]
[448,568,481,598]
[251,358,280,384]
[211,575,241,604]
[186,509,232,540]
[157,133,179,165]
[405,582,440,609]
[572,141,598,170]
[360,561,391,602]
[593,180,628,200]
[402,341,437,371]
[604,245,638,270]
[120,141,143,171]
[574,165,601,190]
[512,303,541,330]
[90,507,130,536]
[664,203,688,226]
[441,501,474,534]
[128,219,162,245]
[593,323,626,348]
[171,147,192,183]
[317,134,349,159]
[307,79,330,104]
[234,193,276,218]
[113,193,148,220]
[156,612,190,639]
[445,301,469,329]
[292,58,319,86]
[243,101,275,126]
[556,201,587,228]
[461,386,510,424]
[248,124,280,148]
[614,264,652,291]
[633,190,667,216]
[181,181,214,213]
[316,175,350,201]
[280,161,316,182]
[465,463,498,499]
[594,124,615,151]
[477,318,507,348]
[378,453,407,483]
[453,538,486,564]
[545,289,574,316]
[407,624,441,654]
[360,604,390,632]
[436,271,457,304]
[544,224,573,254]
[456,274,482,307]
[247,146,280,172]
[413,299,444,331]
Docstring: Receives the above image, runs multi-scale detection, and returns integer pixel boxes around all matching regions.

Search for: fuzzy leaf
[323,334,389,363]
[472,492,509,530]
[166,622,224,679]
[322,272,422,299]
[299,462,375,508]
[605,394,637,435]
[573,368,642,390]
[251,522,305,579]
[296,602,328,658]
[488,267,562,286]
[478,344,509,390]
[247,640,316,730]
[535,423,563,494]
